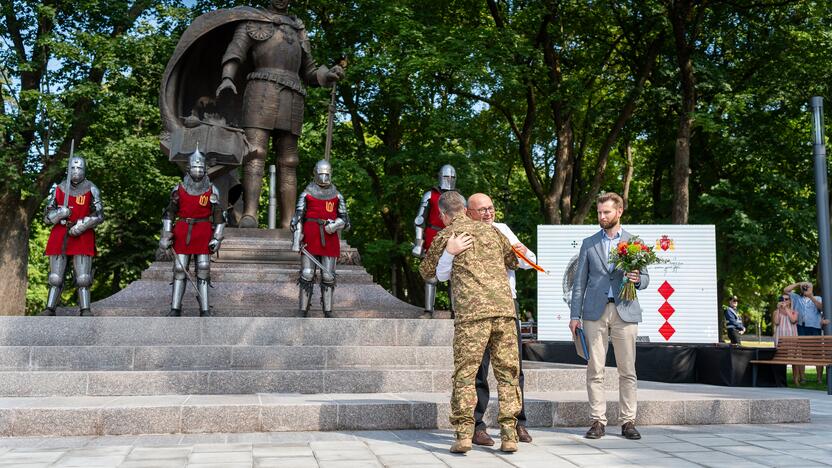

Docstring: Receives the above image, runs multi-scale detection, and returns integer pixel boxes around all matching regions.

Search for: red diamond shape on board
[658,281,675,300]
[659,321,675,341]
[658,302,675,320]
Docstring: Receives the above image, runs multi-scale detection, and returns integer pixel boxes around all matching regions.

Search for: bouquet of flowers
[608,236,668,301]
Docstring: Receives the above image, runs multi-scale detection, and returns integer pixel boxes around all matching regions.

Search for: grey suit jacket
[569,229,650,323]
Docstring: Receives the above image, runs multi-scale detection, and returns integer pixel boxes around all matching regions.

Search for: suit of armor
[411,165,457,317]
[42,157,104,316]
[216,0,343,229]
[160,149,226,316]
[291,160,350,317]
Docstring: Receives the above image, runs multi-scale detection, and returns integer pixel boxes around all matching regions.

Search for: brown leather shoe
[516,425,532,443]
[621,421,641,440]
[472,429,495,446]
[585,420,605,439]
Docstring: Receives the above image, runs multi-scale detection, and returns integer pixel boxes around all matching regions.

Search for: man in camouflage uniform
[419,191,521,454]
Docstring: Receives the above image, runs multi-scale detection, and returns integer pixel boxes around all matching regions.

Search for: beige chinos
[582,302,638,425]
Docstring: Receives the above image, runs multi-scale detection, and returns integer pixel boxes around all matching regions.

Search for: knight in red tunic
[42,156,104,316]
[411,164,457,318]
[159,149,226,316]
[290,160,350,317]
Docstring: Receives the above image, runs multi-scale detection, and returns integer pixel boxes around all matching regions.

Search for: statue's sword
[324,58,348,162]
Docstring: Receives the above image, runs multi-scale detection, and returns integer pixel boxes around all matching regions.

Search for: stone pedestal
[89,228,438,318]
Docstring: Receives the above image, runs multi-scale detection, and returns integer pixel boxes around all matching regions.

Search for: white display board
[537,225,718,343]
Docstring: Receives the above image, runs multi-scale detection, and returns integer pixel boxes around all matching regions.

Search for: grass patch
[786,367,831,391]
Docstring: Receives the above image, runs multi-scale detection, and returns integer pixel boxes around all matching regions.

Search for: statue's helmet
[188,148,206,181]
[314,160,332,187]
[438,164,456,191]
[69,156,86,185]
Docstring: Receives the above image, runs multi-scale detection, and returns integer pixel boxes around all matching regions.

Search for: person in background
[724,296,745,345]
[784,281,825,384]
[772,294,800,385]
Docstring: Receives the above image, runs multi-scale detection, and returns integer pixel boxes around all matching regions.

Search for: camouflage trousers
[451,316,521,442]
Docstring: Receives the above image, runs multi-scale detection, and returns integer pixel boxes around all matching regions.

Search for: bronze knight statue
[159,0,343,227]
[216,0,344,228]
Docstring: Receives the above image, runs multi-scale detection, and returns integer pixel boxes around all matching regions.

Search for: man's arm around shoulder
[419,231,449,280]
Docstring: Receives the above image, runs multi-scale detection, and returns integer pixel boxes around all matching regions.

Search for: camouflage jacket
[419,214,518,323]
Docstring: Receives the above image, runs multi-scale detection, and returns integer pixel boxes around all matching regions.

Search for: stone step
[0,364,608,396]
[0,389,810,437]
[0,317,452,347]
[205,228,363,266]
[0,345,454,371]
[141,263,374,283]
[81,305,448,319]
[90,281,426,318]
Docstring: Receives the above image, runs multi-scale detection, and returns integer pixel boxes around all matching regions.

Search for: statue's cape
[159,7,300,169]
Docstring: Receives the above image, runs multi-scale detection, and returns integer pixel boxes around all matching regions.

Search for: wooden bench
[750,335,832,386]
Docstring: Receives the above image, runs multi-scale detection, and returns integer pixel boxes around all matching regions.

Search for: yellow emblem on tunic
[199,194,209,206]
[75,195,86,205]
[325,201,335,212]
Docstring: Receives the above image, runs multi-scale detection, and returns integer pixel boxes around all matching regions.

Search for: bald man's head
[467,193,495,224]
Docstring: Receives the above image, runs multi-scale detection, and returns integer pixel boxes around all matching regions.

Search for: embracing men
[419,191,522,454]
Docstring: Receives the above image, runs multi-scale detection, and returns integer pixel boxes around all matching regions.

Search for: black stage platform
[523,341,785,387]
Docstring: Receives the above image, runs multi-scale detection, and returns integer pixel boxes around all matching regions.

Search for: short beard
[599,217,619,230]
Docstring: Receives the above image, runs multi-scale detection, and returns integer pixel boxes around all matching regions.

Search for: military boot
[449,438,472,453]
[499,440,518,453]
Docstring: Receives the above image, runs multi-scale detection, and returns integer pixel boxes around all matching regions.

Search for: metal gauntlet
[46,206,72,225]
[159,219,173,250]
[209,223,225,253]
[68,216,97,237]
[324,218,346,234]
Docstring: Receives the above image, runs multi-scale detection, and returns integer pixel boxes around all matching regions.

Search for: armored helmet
[188,147,206,181]
[438,164,456,191]
[314,160,332,187]
[68,156,86,185]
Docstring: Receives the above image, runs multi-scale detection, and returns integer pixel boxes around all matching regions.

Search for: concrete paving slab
[120,460,187,468]
[188,450,252,463]
[255,457,318,468]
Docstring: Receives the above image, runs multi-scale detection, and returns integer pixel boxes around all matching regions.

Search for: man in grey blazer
[569,192,649,440]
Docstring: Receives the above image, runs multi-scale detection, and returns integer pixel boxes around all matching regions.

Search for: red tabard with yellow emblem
[173,185,213,254]
[45,186,96,256]
[424,188,445,251]
[303,194,340,257]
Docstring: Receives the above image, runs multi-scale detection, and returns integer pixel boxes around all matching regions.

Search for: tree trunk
[0,196,31,315]
[670,3,697,225]
[622,140,634,210]
[672,111,693,224]
[549,118,573,225]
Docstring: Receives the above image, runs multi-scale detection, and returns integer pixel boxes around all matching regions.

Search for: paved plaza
[0,385,829,468]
